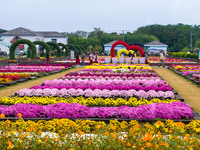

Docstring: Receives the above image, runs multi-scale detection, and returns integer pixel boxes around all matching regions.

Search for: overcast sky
[1,0,200,33]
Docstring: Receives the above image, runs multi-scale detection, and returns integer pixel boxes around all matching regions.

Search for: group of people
[75,52,98,65]
[144,51,165,67]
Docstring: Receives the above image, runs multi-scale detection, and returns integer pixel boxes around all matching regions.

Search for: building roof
[36,31,67,38]
[144,40,167,46]
[0,27,39,36]
[104,40,124,46]
[0,27,67,38]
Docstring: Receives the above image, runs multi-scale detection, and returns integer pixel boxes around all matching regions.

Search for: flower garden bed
[0,64,74,87]
[0,63,200,149]
[169,64,200,85]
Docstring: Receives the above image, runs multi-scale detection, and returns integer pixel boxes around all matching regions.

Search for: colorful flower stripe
[59,76,161,80]
[0,102,193,119]
[30,85,172,92]
[41,79,168,87]
[17,63,72,68]
[0,66,64,73]
[149,57,194,63]
[0,96,179,106]
[66,72,158,77]
[84,64,152,70]
[0,73,31,79]
[14,88,175,98]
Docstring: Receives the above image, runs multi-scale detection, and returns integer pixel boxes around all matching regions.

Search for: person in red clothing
[46,53,50,63]
[75,52,81,65]
[94,53,99,63]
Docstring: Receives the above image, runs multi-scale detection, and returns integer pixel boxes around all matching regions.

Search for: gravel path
[0,67,81,98]
[154,67,200,113]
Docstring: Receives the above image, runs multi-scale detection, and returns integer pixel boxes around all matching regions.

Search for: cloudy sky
[1,0,200,33]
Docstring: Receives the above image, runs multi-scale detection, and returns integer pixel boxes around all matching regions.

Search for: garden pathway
[154,67,200,113]
[0,67,82,98]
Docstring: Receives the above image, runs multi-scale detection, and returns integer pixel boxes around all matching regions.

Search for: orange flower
[7,140,12,146]
[19,135,24,139]
[77,129,84,135]
[25,133,28,136]
[185,134,190,138]
[146,142,151,147]
[17,113,22,119]
[136,124,140,128]
[38,131,42,135]
[141,148,145,150]
[155,144,159,149]
[0,113,5,119]
[165,143,169,147]
[160,142,164,146]
[127,142,131,147]
[69,148,74,150]
[104,131,109,136]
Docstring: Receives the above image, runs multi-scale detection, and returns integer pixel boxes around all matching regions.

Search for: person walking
[81,52,86,65]
[89,52,93,65]
[75,52,81,65]
[94,53,99,63]
[46,53,50,63]
[145,52,148,64]
[159,51,165,67]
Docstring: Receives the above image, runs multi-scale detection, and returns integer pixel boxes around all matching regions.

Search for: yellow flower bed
[0,78,12,83]
[0,73,31,78]
[84,64,152,70]
[0,118,200,149]
[0,96,179,106]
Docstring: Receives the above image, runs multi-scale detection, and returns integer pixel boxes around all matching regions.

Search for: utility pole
[190,31,193,53]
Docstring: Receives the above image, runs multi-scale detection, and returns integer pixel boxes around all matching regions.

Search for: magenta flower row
[0,102,193,120]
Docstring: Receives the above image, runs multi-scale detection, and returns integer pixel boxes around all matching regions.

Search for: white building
[144,41,168,54]
[0,27,68,54]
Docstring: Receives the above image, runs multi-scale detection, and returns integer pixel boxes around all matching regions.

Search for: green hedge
[9,39,37,60]
[58,43,69,56]
[34,41,50,57]
[171,52,198,59]
[67,44,77,54]
[46,42,61,57]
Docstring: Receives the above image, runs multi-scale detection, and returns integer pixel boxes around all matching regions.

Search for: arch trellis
[34,41,50,56]
[67,44,77,54]
[110,41,144,57]
[58,43,69,56]
[46,42,61,57]
[9,39,37,60]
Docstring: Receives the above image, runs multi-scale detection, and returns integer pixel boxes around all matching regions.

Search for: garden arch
[110,41,129,57]
[33,41,50,57]
[128,45,144,57]
[67,44,77,54]
[9,39,37,60]
[58,43,69,56]
[46,42,61,57]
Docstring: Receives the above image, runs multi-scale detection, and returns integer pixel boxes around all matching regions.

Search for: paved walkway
[154,67,200,113]
[0,67,81,98]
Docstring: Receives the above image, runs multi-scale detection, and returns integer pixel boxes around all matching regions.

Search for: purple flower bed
[17,63,72,68]
[66,72,158,78]
[14,88,175,99]
[0,102,193,120]
[41,79,169,87]
[59,76,161,81]
[30,85,172,92]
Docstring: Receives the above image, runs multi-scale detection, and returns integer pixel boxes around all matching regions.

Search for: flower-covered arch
[110,41,129,57]
[110,41,144,57]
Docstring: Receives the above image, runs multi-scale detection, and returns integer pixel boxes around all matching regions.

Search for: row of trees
[66,24,200,53]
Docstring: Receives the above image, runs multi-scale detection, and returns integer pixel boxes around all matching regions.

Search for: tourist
[46,53,50,63]
[145,52,148,64]
[75,52,81,65]
[89,52,93,65]
[81,52,86,65]
[94,53,99,63]
[159,51,165,67]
